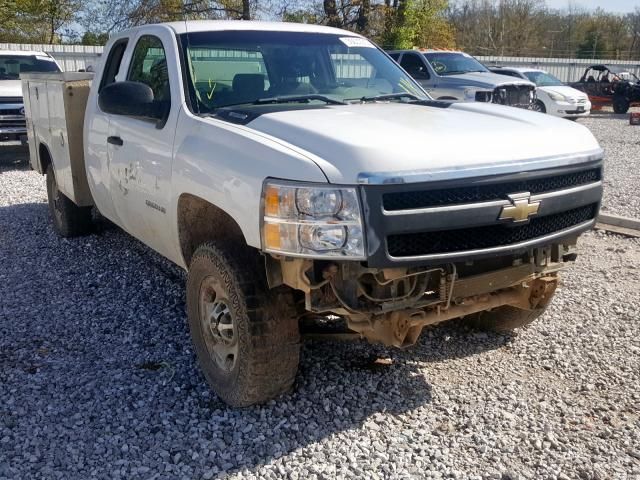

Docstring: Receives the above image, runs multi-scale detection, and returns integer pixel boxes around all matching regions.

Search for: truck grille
[0,97,23,104]
[476,85,534,108]
[0,117,26,129]
[493,85,534,108]
[360,158,603,267]
[383,168,601,211]
[387,204,598,257]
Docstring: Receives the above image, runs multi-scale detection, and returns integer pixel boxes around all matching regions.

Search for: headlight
[262,181,365,259]
[464,88,477,99]
[547,91,565,101]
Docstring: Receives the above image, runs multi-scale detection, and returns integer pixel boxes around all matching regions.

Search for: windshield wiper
[253,94,347,105]
[352,92,421,103]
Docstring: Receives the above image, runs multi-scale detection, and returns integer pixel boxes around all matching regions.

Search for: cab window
[400,54,429,79]
[127,35,171,103]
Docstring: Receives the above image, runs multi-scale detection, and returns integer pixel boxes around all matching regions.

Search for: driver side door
[399,53,435,93]
[107,28,180,259]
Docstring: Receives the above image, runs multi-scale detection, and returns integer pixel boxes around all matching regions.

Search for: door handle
[107,136,123,146]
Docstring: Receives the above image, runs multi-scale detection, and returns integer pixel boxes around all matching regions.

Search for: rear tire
[46,164,93,237]
[467,305,548,333]
[613,95,630,114]
[186,243,300,407]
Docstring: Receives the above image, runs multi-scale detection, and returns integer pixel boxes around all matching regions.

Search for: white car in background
[491,67,591,119]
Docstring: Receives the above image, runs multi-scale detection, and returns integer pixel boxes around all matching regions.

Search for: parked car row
[385,48,640,119]
[386,48,595,120]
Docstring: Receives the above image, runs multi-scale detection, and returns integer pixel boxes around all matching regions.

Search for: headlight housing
[261,181,365,259]
[547,91,566,102]
[464,88,478,99]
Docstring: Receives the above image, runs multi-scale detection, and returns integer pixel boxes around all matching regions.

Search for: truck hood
[247,102,600,184]
[440,72,534,90]
[0,80,23,99]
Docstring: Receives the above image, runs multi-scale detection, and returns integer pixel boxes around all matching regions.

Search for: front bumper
[0,126,27,144]
[547,99,592,118]
[358,154,603,268]
[0,101,27,143]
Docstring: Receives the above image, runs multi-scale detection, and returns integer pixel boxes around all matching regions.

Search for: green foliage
[81,31,110,45]
[394,0,454,49]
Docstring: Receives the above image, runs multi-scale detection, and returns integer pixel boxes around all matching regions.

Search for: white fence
[477,55,640,83]
[3,43,640,82]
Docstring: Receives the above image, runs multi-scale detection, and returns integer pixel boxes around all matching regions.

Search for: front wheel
[46,164,93,237]
[186,243,300,407]
[613,95,630,114]
[531,100,546,113]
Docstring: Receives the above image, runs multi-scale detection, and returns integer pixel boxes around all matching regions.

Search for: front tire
[531,100,546,113]
[613,94,630,114]
[46,164,93,237]
[186,243,300,407]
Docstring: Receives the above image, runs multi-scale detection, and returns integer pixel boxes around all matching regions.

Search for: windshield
[0,55,60,80]
[423,52,488,76]
[523,71,564,87]
[179,31,427,112]
[607,67,639,82]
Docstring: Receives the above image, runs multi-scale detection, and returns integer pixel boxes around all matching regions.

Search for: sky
[545,0,639,13]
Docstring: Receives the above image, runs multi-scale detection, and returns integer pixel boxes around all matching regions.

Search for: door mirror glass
[98,81,168,121]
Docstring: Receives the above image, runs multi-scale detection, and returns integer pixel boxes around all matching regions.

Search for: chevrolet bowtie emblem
[498,193,541,223]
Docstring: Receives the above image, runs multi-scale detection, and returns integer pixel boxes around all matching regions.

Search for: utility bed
[21,72,94,206]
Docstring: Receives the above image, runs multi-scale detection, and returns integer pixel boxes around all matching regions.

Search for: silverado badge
[499,193,541,223]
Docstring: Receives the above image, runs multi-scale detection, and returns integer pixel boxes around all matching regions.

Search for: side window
[99,39,128,92]
[388,53,400,62]
[127,35,171,103]
[400,54,429,79]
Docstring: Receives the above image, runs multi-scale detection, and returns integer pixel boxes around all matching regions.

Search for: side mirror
[98,81,168,124]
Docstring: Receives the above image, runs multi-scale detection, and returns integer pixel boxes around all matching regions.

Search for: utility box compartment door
[21,72,94,207]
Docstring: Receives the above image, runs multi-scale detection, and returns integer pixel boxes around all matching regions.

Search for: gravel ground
[1,115,639,480]
[578,109,640,219]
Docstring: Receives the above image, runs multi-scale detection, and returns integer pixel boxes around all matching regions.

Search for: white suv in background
[0,50,61,145]
[491,67,591,119]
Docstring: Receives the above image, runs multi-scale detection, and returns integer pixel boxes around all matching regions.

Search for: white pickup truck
[22,21,603,407]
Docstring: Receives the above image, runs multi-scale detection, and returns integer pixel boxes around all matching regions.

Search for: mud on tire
[46,164,93,237]
[186,242,300,407]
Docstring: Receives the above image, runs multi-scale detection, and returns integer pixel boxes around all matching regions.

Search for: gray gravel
[1,114,640,480]
[578,108,640,219]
